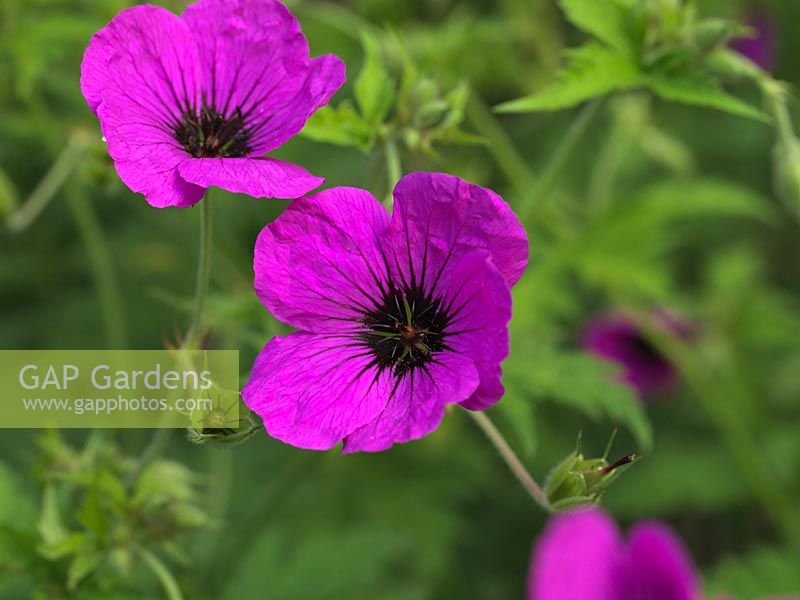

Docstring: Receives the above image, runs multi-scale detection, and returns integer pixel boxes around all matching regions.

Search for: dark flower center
[628,334,663,364]
[360,285,449,378]
[174,105,251,158]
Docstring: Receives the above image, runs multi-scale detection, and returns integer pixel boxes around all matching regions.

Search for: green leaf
[573,178,773,298]
[355,32,395,126]
[507,350,653,450]
[646,70,769,122]
[134,460,197,506]
[496,44,641,113]
[77,483,108,539]
[631,178,775,223]
[300,102,372,151]
[0,462,37,563]
[705,48,767,83]
[0,462,36,527]
[558,0,633,56]
[38,532,88,561]
[37,485,68,547]
[67,551,104,591]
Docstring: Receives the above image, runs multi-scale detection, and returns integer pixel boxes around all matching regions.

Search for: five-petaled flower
[242,172,529,453]
[528,508,700,600]
[81,0,345,208]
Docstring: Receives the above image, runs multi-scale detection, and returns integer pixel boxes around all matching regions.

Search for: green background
[1,0,799,598]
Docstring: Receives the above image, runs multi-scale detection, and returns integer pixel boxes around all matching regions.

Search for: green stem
[466,93,538,194]
[519,98,603,221]
[23,101,128,349]
[763,80,796,150]
[588,112,631,214]
[7,133,88,233]
[136,546,184,600]
[127,428,172,487]
[384,138,402,210]
[185,195,213,347]
[467,92,569,241]
[467,410,551,512]
[63,186,128,348]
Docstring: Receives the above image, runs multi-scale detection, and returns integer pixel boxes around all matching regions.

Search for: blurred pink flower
[527,508,698,600]
[581,310,692,399]
[527,508,800,600]
[731,10,778,72]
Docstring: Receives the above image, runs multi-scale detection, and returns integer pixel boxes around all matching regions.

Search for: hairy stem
[185,195,214,347]
[468,410,551,512]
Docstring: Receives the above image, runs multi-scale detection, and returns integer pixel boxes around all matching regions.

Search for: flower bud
[187,402,260,447]
[544,433,638,511]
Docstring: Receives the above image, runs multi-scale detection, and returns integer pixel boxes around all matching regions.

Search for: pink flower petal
[178,157,323,199]
[180,0,345,155]
[97,102,203,208]
[342,351,479,453]
[242,332,396,450]
[528,509,620,600]
[249,54,346,154]
[253,187,391,332]
[390,172,529,290]
[440,253,513,411]
[617,522,700,600]
[81,5,201,116]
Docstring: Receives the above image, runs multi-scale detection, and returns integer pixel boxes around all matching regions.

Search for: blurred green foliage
[1,0,800,598]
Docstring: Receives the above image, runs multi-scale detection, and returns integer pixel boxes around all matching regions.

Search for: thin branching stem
[136,545,184,600]
[467,410,551,512]
[519,98,603,221]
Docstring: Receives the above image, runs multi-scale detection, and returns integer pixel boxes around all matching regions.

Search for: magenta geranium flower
[527,508,700,600]
[581,310,692,398]
[242,172,528,452]
[81,0,345,208]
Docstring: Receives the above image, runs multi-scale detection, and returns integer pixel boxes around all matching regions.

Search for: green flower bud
[187,403,261,447]
[544,432,638,512]
[692,18,740,52]
[416,99,450,129]
[408,78,440,109]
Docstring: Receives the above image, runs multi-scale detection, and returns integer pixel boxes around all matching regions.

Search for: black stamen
[359,283,450,379]
[174,105,251,158]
